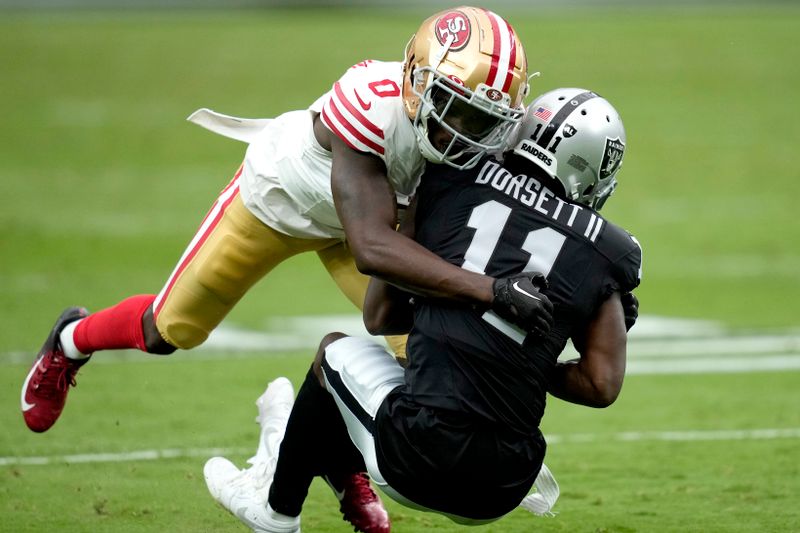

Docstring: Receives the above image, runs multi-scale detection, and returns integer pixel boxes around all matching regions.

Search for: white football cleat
[205,378,298,532]
[519,463,559,517]
[253,377,295,465]
[204,456,242,503]
[204,456,300,533]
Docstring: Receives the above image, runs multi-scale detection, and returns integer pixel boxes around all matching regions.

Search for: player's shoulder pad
[317,60,404,159]
[597,219,643,292]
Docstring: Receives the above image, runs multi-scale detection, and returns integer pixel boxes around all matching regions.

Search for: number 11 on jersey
[462,200,566,277]
[462,200,566,344]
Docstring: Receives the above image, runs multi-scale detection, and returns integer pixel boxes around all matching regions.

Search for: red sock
[73,294,156,354]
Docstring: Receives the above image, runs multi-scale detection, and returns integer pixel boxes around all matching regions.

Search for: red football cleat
[326,472,391,533]
[21,306,90,433]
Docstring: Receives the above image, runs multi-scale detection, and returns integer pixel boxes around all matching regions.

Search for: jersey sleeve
[596,221,642,298]
[614,232,643,293]
[314,61,393,160]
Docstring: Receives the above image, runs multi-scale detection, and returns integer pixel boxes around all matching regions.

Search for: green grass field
[1,5,799,532]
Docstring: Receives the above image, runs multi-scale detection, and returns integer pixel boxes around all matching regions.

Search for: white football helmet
[511,88,626,210]
[402,6,529,169]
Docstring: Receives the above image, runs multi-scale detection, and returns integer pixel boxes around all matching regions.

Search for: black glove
[491,272,554,337]
[621,291,639,331]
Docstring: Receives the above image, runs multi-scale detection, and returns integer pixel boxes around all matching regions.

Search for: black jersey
[406,157,641,430]
[374,157,642,519]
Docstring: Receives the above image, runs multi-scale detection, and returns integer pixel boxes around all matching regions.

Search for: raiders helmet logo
[435,11,471,50]
[600,137,625,180]
[562,124,577,138]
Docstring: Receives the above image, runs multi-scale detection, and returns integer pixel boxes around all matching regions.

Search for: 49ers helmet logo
[435,11,471,50]
[486,88,503,101]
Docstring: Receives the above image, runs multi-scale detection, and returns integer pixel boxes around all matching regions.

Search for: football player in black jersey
[207,88,642,531]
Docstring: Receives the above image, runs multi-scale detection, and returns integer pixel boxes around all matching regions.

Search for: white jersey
[196,60,425,240]
[313,60,424,200]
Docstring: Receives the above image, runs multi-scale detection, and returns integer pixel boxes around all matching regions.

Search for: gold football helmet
[402,6,529,169]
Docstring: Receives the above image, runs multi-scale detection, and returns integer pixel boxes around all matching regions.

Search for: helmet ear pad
[510,88,626,210]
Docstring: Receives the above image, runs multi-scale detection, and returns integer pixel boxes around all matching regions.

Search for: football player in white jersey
[21,7,550,532]
[202,88,641,532]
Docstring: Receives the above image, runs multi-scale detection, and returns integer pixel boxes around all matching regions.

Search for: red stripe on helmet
[482,9,516,92]
[502,20,517,93]
[484,10,501,89]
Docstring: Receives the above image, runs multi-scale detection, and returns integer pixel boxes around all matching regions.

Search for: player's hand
[621,291,639,331]
[491,272,554,337]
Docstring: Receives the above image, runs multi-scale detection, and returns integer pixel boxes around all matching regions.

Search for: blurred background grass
[1,4,799,532]
[2,5,798,358]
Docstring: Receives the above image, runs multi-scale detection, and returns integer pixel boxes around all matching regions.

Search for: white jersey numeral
[463,200,511,274]
[520,228,567,278]
[462,200,567,277]
[461,200,567,343]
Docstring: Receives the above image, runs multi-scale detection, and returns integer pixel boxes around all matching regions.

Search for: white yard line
[627,354,800,374]
[4,428,800,466]
[0,447,252,466]
[2,315,800,375]
[545,427,800,444]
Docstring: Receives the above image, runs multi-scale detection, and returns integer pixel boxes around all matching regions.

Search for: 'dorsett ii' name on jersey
[475,159,606,242]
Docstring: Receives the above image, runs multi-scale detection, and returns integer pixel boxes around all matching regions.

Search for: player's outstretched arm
[324,121,553,335]
[329,133,494,305]
[548,292,627,408]
[361,196,419,336]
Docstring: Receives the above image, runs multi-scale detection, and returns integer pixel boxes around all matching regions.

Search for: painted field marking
[2,315,799,375]
[4,428,800,467]
[0,447,251,467]
[545,427,800,444]
[627,354,800,375]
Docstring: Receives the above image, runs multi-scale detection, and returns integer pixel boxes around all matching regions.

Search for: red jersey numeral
[368,79,401,98]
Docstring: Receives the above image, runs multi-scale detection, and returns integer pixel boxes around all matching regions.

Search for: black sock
[268,366,366,516]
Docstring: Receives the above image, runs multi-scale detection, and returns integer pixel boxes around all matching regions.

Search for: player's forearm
[352,227,494,305]
[363,277,414,335]
[550,294,627,407]
[329,139,493,304]
[548,359,621,408]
